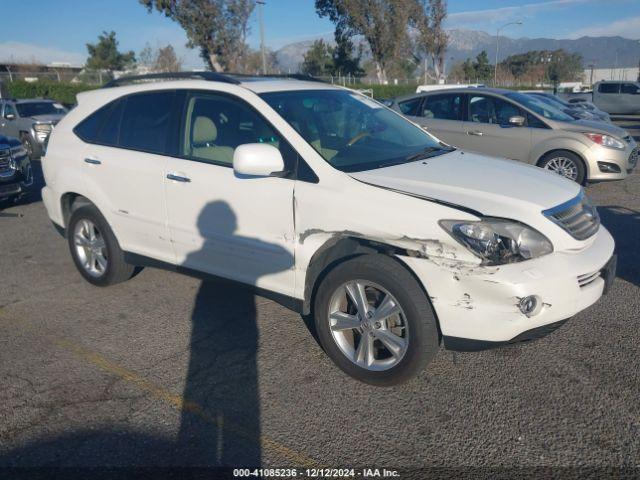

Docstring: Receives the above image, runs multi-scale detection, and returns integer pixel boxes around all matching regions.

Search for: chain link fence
[0,69,110,86]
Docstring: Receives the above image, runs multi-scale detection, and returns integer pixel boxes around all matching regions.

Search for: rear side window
[598,83,620,94]
[74,98,124,146]
[421,94,462,120]
[74,102,112,143]
[398,97,423,116]
[119,91,173,154]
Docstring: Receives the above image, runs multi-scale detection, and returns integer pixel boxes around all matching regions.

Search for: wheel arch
[536,148,590,183]
[302,236,436,325]
[60,192,96,228]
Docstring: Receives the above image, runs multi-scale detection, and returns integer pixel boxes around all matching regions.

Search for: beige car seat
[191,116,234,165]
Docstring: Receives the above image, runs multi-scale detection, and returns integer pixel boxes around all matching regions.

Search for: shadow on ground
[0,200,294,470]
[599,206,640,287]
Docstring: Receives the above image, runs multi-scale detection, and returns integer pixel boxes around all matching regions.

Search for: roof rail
[227,73,326,83]
[102,72,241,88]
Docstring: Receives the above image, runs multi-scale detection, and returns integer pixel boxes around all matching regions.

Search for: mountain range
[274,29,640,73]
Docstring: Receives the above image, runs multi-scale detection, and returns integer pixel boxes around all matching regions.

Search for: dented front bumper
[398,226,615,347]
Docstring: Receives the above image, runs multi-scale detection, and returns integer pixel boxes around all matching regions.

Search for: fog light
[597,161,621,173]
[518,295,542,317]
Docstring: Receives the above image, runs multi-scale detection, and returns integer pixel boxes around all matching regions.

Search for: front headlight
[439,218,553,265]
[33,123,52,141]
[583,132,625,150]
[33,123,52,133]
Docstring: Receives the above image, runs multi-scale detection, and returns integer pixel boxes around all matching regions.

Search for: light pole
[257,1,267,75]
[494,20,522,86]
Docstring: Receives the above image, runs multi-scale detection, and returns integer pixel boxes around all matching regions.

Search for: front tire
[67,205,135,286]
[20,134,36,160]
[539,150,586,184]
[313,254,439,386]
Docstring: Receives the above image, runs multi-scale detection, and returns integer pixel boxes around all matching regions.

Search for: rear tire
[313,254,439,386]
[67,205,135,286]
[539,150,586,184]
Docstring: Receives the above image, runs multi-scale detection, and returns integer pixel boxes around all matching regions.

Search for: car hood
[30,113,65,124]
[559,118,628,137]
[349,150,581,216]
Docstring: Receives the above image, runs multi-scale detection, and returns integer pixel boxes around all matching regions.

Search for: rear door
[460,93,532,161]
[77,90,173,262]
[408,93,466,147]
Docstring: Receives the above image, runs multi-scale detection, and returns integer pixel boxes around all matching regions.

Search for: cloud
[0,42,85,66]
[447,0,595,27]
[571,16,640,38]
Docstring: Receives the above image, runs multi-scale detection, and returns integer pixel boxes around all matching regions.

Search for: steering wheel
[346,131,371,147]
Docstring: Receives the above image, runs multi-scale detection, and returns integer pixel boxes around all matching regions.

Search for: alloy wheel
[328,280,409,371]
[22,138,33,159]
[73,219,108,277]
[544,156,579,181]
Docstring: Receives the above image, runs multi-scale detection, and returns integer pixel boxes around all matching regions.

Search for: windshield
[15,101,67,118]
[505,92,574,122]
[533,94,570,109]
[260,89,449,172]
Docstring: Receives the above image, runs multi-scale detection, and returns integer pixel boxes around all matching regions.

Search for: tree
[414,0,448,81]
[139,0,255,72]
[301,40,334,76]
[137,43,183,72]
[474,50,492,81]
[138,43,155,68]
[154,45,183,72]
[86,31,136,71]
[452,52,493,82]
[500,49,583,86]
[331,37,364,77]
[243,48,278,74]
[315,0,417,83]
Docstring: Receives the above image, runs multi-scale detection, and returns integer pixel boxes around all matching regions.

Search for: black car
[0,134,33,204]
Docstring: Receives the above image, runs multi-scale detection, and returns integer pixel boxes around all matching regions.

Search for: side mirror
[508,115,526,127]
[233,143,286,178]
[4,113,15,120]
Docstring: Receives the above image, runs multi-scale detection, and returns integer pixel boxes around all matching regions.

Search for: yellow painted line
[0,310,323,468]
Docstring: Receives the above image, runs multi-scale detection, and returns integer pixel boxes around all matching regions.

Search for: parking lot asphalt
[1,119,639,473]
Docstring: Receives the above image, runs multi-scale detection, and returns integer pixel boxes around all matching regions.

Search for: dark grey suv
[0,99,67,159]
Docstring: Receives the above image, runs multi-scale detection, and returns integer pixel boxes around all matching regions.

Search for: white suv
[42,73,616,386]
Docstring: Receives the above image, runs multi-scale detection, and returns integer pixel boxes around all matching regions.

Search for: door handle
[166,173,191,183]
[466,130,483,136]
[84,158,101,165]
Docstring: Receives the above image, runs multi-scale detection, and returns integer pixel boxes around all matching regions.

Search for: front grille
[577,270,601,288]
[0,147,11,173]
[543,192,600,241]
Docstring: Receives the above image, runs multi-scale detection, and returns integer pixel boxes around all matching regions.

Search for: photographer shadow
[0,200,294,470]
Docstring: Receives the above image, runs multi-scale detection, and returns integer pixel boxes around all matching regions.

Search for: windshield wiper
[405,145,454,162]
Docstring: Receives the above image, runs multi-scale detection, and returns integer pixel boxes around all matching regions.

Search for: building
[583,67,639,86]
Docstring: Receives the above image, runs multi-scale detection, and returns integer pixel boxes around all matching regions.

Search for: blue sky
[1,0,639,68]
